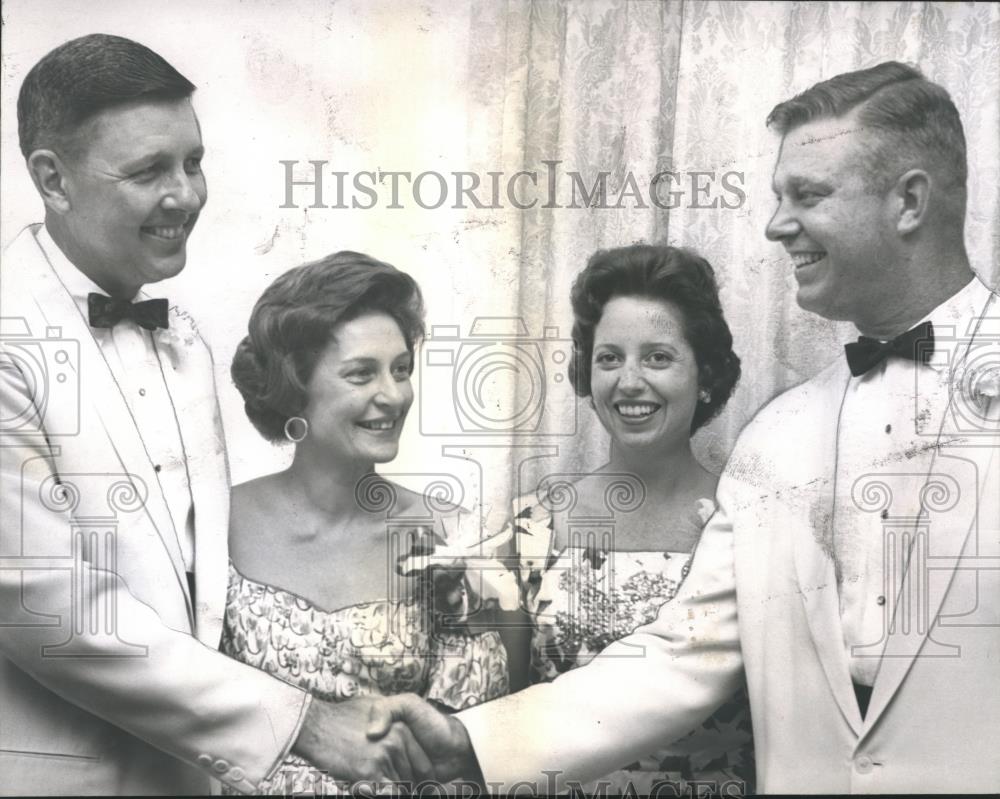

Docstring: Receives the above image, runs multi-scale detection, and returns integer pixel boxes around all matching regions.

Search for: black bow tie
[87,293,169,331]
[844,320,934,377]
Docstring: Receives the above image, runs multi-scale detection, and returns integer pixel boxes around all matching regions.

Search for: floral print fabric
[221,560,508,795]
[511,494,755,794]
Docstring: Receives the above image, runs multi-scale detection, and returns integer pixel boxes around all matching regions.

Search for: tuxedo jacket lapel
[155,318,230,646]
[788,360,865,736]
[18,227,192,615]
[864,288,1000,730]
[793,539,864,737]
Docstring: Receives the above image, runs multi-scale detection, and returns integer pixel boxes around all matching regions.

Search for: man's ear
[894,168,931,236]
[26,149,73,214]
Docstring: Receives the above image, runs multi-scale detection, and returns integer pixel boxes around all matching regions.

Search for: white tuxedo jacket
[0,225,309,795]
[461,284,1000,793]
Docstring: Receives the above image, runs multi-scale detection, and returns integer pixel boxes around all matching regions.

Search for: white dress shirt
[37,226,196,572]
[833,277,990,686]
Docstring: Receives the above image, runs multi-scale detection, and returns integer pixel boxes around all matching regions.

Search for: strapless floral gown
[220,560,509,795]
[510,494,755,796]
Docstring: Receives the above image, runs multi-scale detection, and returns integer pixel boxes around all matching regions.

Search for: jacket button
[855,755,874,774]
[229,767,245,781]
[213,759,230,773]
[197,754,213,767]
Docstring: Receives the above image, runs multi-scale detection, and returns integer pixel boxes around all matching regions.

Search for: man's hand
[366,694,484,786]
[292,696,433,784]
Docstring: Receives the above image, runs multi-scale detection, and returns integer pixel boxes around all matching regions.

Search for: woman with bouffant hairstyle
[567,245,741,433]
[230,251,425,443]
[505,244,754,793]
[223,251,510,795]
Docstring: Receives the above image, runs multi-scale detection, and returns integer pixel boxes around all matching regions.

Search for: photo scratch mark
[255,225,280,255]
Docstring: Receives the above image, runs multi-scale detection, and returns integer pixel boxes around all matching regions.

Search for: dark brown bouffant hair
[231,251,425,442]
[18,33,196,159]
[568,244,740,433]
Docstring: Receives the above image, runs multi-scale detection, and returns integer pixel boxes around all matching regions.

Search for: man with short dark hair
[373,61,1000,793]
[1,33,428,795]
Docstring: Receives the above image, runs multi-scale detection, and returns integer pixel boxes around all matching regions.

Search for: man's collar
[36,224,144,306]
[846,277,992,380]
[919,277,995,373]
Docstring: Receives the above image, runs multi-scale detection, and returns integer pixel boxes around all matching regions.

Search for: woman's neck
[602,441,708,497]
[283,445,375,520]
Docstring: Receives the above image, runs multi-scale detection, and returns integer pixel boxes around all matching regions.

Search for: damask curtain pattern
[1,1,994,519]
[460,0,999,507]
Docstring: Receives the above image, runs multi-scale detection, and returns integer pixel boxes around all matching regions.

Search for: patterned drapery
[455,0,999,512]
[1,1,996,520]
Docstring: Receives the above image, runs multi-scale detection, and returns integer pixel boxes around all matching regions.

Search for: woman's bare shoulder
[231,473,283,511]
[374,479,466,517]
[229,474,286,554]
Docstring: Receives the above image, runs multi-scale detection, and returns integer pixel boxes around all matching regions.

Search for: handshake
[292,693,482,787]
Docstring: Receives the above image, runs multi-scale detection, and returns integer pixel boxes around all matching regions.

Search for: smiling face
[590,295,701,456]
[766,110,898,326]
[57,97,206,297]
[300,312,414,467]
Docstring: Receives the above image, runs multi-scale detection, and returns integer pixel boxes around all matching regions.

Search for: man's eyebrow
[119,152,160,170]
[120,144,205,170]
[795,176,832,190]
[773,175,833,194]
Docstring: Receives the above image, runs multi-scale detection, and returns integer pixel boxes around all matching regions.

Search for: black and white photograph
[1,0,998,795]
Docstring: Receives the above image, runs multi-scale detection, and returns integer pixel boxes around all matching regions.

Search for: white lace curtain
[2,1,997,523]
[448,0,1000,521]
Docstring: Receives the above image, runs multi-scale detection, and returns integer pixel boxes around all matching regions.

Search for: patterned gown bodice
[221,560,509,795]
[527,544,693,680]
[509,493,755,795]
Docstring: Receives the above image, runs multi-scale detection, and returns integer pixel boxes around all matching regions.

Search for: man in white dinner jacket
[1,33,430,795]
[375,61,1000,794]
